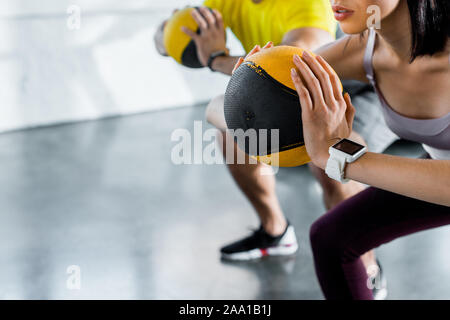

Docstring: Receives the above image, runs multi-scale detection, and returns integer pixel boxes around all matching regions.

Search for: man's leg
[206,95,296,260]
[206,87,398,263]
[206,95,287,235]
[220,131,287,235]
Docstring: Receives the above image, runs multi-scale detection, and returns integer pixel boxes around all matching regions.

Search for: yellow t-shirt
[203,0,336,53]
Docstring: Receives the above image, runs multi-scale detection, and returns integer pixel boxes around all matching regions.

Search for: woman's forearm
[342,152,450,206]
[289,43,450,206]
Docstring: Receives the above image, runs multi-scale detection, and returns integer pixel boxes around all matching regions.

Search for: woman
[235,0,449,299]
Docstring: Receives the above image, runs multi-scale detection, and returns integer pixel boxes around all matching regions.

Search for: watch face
[332,139,365,155]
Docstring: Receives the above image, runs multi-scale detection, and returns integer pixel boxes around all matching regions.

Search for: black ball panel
[224,62,305,156]
[181,32,203,68]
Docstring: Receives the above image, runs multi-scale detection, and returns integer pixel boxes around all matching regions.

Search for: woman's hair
[407,0,449,61]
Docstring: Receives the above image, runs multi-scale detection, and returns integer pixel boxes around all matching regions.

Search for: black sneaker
[220,224,298,261]
[368,259,388,300]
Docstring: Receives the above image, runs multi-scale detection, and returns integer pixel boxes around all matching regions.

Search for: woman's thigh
[311,187,450,261]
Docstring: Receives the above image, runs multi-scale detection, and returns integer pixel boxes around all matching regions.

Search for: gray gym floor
[0,104,449,300]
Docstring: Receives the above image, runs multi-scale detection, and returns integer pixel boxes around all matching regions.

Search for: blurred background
[0,0,448,300]
[0,0,244,132]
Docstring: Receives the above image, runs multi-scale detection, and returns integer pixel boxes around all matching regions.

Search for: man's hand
[154,19,168,56]
[181,7,228,67]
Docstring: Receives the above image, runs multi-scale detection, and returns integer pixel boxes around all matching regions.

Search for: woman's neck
[376,0,412,62]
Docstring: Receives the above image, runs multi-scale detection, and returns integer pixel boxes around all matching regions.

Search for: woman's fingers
[243,41,272,60]
[200,7,216,29]
[231,41,273,76]
[316,55,344,102]
[291,68,313,112]
[232,57,245,74]
[191,8,208,30]
[344,93,356,130]
[245,45,261,59]
[263,41,273,49]
[301,51,336,108]
[293,54,326,108]
[232,43,264,74]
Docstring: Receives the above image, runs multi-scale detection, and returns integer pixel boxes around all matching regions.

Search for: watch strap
[207,50,227,71]
[325,157,349,183]
[325,139,367,183]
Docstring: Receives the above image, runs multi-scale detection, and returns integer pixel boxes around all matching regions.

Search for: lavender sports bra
[363,29,450,159]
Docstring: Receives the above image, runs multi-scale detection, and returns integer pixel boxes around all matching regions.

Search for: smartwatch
[325,138,367,183]
[207,50,227,71]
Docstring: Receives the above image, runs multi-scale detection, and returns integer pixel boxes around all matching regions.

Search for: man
[154,0,397,290]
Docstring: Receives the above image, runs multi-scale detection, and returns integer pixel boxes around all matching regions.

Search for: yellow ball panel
[163,8,198,64]
[253,146,311,167]
[246,46,342,92]
[246,46,308,92]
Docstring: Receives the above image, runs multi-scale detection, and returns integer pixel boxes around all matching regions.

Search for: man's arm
[209,56,241,75]
[213,27,336,75]
[229,26,338,76]
[281,27,334,51]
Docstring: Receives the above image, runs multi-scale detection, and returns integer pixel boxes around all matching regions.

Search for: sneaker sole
[373,287,388,300]
[221,243,298,261]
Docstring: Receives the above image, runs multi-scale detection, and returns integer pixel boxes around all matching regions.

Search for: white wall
[0,1,244,132]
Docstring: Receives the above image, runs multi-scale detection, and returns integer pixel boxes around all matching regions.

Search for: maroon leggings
[310,185,450,300]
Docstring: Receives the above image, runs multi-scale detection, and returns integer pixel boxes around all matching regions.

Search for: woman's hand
[232,41,273,74]
[290,51,355,169]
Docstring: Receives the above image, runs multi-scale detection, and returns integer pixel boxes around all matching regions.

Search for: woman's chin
[339,21,368,35]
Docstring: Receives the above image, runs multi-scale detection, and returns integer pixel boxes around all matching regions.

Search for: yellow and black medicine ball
[163,7,212,68]
[224,46,343,167]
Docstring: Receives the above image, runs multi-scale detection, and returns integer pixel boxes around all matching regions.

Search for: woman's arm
[344,153,450,206]
[290,51,450,207]
[314,33,369,83]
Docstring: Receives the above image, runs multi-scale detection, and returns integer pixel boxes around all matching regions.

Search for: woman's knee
[309,214,345,255]
[310,207,368,264]
[310,216,330,250]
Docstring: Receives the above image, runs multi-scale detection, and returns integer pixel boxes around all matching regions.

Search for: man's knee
[309,162,347,196]
[206,94,227,130]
